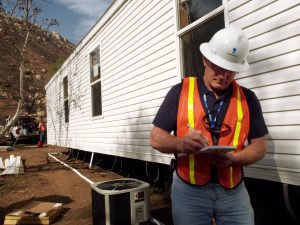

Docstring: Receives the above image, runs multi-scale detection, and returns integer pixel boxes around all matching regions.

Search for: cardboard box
[4,200,63,225]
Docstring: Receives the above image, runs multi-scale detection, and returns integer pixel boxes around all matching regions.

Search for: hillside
[0,12,75,124]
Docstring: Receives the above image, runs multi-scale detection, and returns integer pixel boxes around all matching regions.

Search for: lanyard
[203,94,224,130]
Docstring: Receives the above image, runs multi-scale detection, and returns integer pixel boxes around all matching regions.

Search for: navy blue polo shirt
[153,76,268,142]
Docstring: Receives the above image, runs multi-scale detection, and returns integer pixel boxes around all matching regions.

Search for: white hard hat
[200,26,249,72]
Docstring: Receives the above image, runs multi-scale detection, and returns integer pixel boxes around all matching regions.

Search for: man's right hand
[150,126,208,155]
[178,129,209,154]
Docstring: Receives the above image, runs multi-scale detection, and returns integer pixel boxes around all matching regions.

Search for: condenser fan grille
[109,193,131,225]
[96,179,143,190]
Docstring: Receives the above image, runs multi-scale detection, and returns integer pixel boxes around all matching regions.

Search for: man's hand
[150,126,208,154]
[212,151,238,167]
[178,129,209,154]
[212,136,267,167]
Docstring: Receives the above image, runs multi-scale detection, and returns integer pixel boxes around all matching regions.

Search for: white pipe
[89,152,94,169]
[48,153,93,185]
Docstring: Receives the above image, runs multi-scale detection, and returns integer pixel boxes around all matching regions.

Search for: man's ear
[202,56,207,67]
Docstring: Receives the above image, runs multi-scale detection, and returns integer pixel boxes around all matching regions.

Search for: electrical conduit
[48,153,93,185]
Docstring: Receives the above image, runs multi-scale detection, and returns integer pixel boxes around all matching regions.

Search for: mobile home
[46,0,300,219]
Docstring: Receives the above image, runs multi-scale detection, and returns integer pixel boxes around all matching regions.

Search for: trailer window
[63,76,69,123]
[90,46,102,117]
[179,0,222,29]
[177,0,224,77]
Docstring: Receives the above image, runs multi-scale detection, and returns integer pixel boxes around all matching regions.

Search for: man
[38,118,46,147]
[150,26,268,225]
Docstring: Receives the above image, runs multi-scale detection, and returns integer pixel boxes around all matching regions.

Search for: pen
[178,124,210,157]
[187,123,209,146]
[187,123,193,131]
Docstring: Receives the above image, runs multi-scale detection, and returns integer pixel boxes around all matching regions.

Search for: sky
[39,0,113,44]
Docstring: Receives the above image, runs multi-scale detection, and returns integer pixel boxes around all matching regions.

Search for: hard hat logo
[228,48,238,57]
[200,26,250,72]
[232,48,237,55]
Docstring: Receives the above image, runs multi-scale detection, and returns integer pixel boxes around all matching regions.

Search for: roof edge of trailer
[45,0,126,89]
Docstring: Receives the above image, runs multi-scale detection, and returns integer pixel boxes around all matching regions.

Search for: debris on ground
[4,200,63,225]
[0,146,15,151]
[0,155,24,175]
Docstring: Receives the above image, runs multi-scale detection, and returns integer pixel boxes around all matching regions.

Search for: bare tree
[0,0,58,142]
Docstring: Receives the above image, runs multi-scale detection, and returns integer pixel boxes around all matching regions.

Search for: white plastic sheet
[0,155,23,175]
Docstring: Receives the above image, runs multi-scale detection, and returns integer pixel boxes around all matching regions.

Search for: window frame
[89,45,103,118]
[174,0,229,78]
[63,75,69,123]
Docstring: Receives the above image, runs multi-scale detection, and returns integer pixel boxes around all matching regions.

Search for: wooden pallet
[4,200,63,225]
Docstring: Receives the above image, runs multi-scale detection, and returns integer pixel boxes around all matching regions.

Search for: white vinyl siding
[46,0,177,164]
[229,0,300,185]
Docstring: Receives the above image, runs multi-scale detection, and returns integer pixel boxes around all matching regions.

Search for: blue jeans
[40,131,46,143]
[171,172,254,225]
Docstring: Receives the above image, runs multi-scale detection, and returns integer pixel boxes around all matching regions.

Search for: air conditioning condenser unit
[91,178,151,225]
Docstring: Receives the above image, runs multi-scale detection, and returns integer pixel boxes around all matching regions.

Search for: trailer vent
[91,178,150,225]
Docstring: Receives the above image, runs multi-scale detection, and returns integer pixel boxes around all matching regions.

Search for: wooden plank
[4,219,50,224]
[4,201,63,225]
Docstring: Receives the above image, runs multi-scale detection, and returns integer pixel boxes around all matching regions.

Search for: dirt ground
[0,145,172,225]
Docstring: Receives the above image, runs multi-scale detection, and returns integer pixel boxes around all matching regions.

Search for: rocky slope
[0,13,75,124]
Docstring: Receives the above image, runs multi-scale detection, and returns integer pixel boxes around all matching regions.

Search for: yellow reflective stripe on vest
[187,77,195,184]
[188,78,195,128]
[230,87,243,188]
[233,87,243,146]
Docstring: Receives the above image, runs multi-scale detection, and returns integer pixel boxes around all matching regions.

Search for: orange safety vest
[176,77,250,189]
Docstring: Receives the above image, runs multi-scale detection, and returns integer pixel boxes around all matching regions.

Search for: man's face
[203,58,236,92]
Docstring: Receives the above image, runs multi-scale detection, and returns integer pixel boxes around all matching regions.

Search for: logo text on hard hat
[232,48,237,55]
[227,47,238,57]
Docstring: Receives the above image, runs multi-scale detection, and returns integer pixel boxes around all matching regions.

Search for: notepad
[198,145,236,153]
